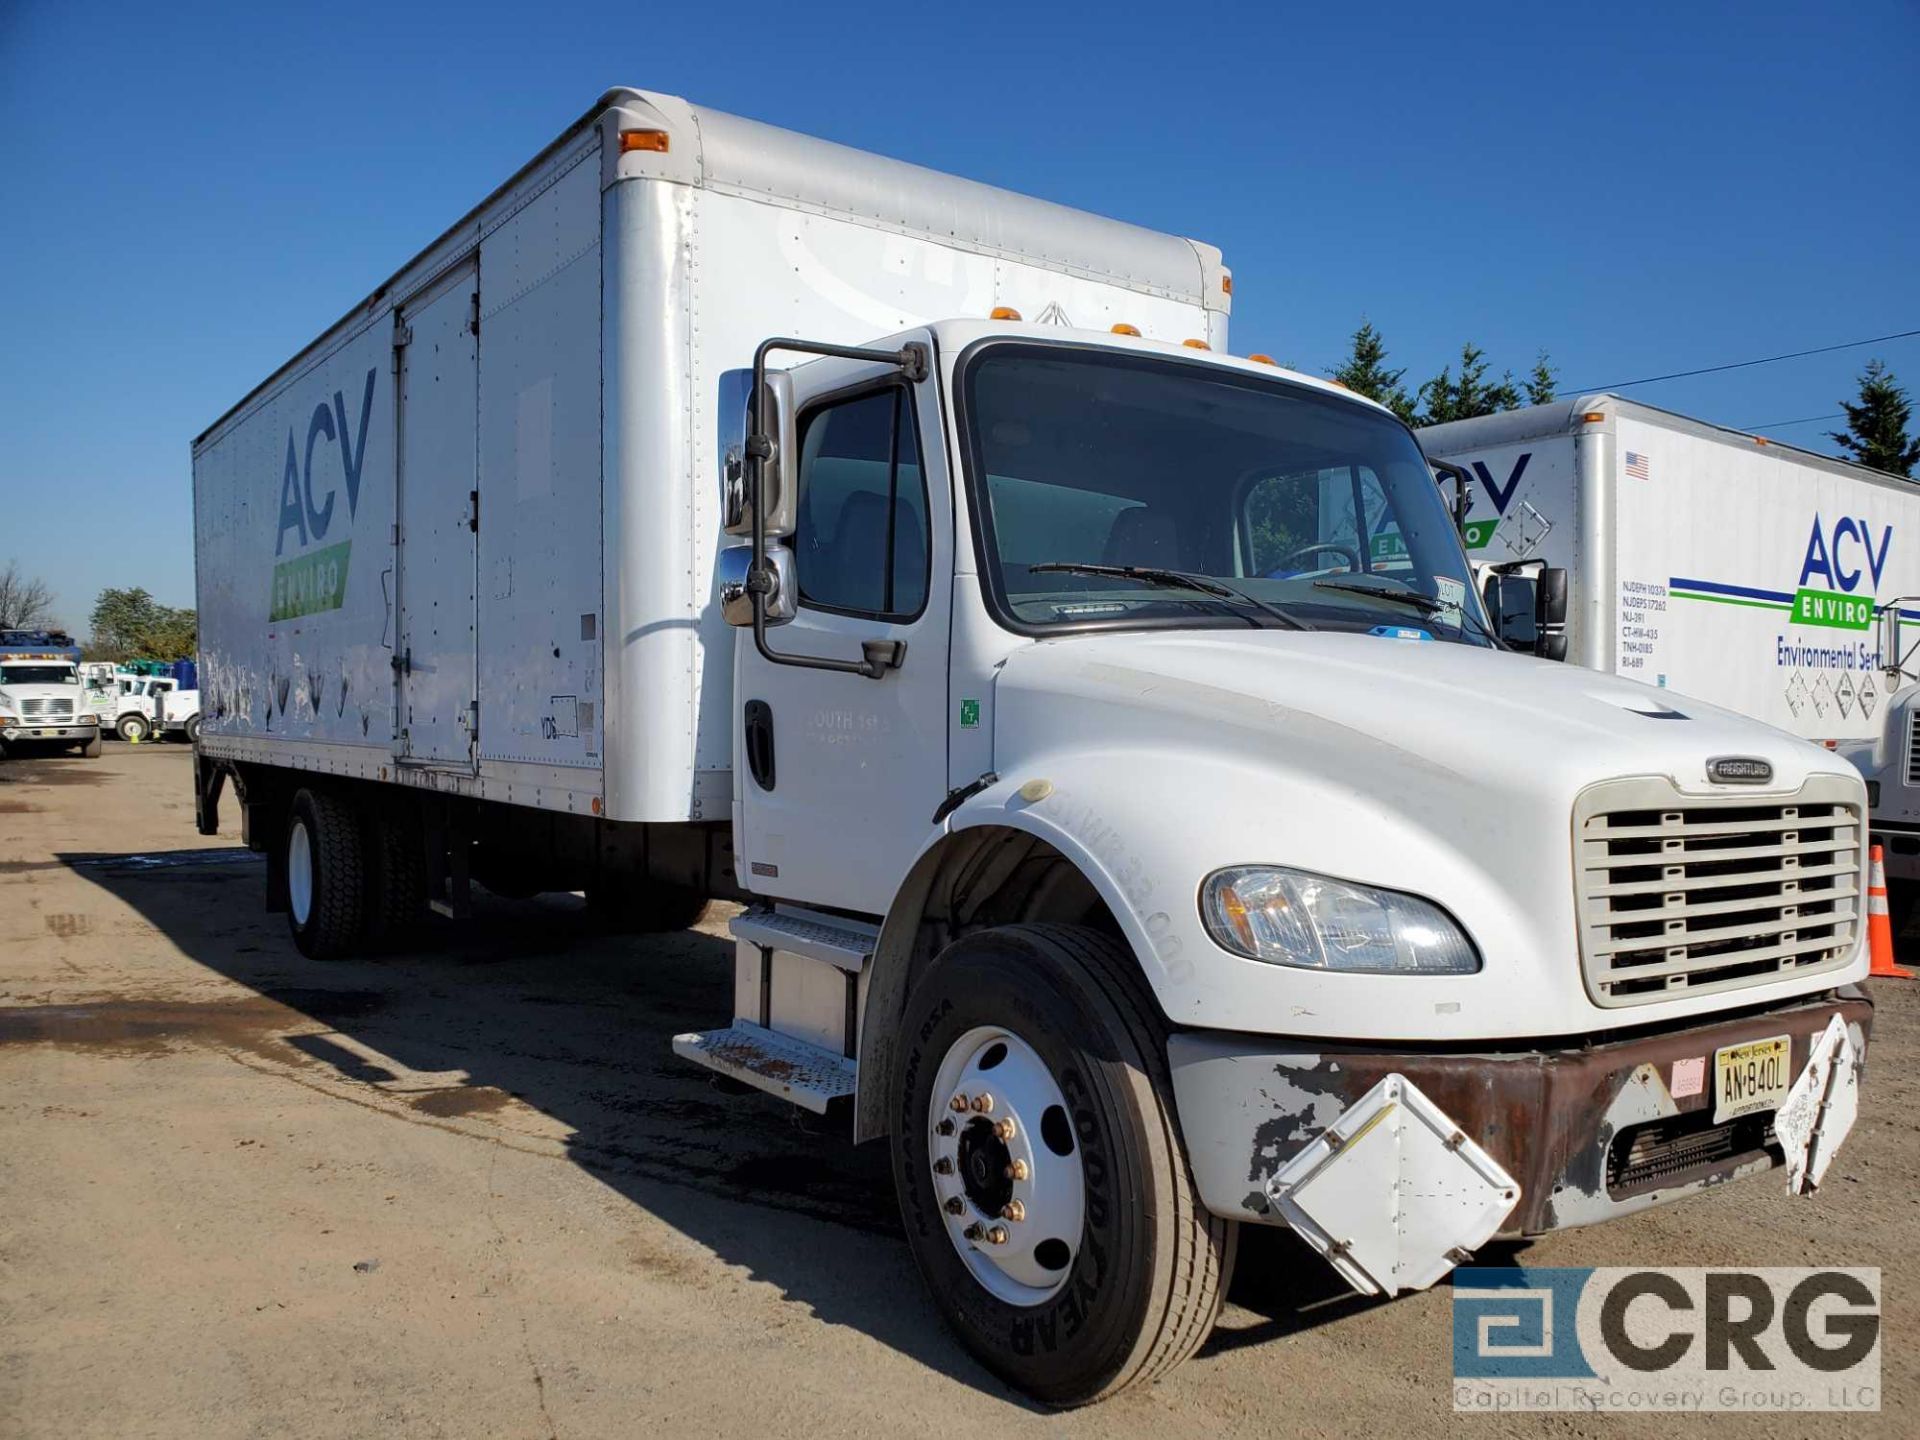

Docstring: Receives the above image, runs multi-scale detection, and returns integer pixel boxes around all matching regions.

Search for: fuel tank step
[672,1021,857,1114]
[730,905,877,973]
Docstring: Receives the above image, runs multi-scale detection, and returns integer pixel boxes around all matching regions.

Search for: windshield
[960,346,1490,644]
[1,664,78,686]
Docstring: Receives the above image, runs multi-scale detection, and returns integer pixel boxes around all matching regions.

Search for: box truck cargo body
[193,92,1874,1404]
[1422,395,1920,743]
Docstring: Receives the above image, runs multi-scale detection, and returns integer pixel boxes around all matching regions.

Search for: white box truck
[1422,397,1920,888]
[192,89,1874,1404]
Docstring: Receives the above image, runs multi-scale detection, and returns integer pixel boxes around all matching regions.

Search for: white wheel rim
[927,1025,1085,1306]
[287,819,314,926]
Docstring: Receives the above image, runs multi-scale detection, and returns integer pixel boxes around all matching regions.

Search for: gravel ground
[1,742,1913,1437]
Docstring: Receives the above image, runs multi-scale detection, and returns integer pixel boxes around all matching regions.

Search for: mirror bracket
[745,336,930,681]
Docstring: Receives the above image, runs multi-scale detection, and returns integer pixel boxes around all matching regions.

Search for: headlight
[1199,866,1480,974]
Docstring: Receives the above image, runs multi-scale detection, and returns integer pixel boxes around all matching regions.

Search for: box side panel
[195,317,397,751]
[476,150,605,774]
[1612,415,1920,741]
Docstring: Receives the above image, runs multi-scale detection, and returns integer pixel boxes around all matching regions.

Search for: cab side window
[792,387,929,619]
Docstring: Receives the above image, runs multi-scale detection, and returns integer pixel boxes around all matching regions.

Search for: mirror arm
[1429,458,1473,532]
[746,336,929,680]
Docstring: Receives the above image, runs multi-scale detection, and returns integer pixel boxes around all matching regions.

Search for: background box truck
[192,88,1874,1403]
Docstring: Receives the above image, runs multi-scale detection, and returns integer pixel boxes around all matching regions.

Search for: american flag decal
[1625,451,1651,480]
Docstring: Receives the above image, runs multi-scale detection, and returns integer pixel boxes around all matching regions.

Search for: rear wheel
[890,924,1234,1405]
[116,713,149,742]
[361,806,426,949]
[286,788,367,959]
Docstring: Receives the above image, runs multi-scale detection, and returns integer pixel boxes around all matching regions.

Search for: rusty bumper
[1168,988,1872,1237]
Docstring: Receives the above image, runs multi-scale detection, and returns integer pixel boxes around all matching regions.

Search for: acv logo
[1794,515,1891,631]
[276,369,377,556]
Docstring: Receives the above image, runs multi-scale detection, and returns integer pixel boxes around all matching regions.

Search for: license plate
[1714,1034,1792,1123]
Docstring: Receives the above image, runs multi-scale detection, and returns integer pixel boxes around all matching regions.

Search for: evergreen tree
[1831,359,1920,477]
[1525,351,1558,407]
[1417,343,1522,425]
[1330,322,1415,422]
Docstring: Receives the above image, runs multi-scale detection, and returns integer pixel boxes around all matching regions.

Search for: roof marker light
[1247,353,1276,365]
[619,129,670,153]
[1182,339,1210,350]
[1581,411,1606,423]
[1111,323,1141,336]
[1222,274,1234,295]
[990,306,1022,321]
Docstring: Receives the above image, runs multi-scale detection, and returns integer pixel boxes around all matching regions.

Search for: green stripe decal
[1669,589,1792,613]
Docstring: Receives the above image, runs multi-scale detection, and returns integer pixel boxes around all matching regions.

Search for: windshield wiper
[1028,562,1312,631]
[1312,576,1447,615]
[1312,576,1502,648]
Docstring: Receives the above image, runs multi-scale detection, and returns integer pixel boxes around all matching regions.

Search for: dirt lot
[1,743,1915,1437]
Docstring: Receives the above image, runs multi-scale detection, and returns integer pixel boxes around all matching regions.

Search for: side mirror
[1878,603,1904,678]
[721,371,797,538]
[718,542,796,627]
[1484,563,1569,660]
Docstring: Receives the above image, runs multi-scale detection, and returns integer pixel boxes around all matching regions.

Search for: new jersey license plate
[1714,1034,1792,1123]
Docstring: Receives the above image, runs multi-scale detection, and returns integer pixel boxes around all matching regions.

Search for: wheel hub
[927,1026,1085,1306]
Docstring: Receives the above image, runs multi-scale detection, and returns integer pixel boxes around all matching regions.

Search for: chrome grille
[20,698,75,717]
[1575,775,1863,1007]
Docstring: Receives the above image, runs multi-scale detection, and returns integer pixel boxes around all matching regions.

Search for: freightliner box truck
[1424,397,1920,895]
[192,89,1873,1403]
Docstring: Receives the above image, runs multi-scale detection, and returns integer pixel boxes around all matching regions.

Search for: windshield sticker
[1435,576,1466,623]
[1369,625,1434,643]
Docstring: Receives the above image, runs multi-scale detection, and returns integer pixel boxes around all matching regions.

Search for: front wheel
[79,732,102,758]
[182,714,202,744]
[890,924,1234,1405]
[116,713,149,742]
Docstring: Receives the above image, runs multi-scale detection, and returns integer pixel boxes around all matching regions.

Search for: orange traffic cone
[1867,844,1914,980]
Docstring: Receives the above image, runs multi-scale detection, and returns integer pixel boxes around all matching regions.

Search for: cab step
[730,906,877,972]
[671,1022,856,1114]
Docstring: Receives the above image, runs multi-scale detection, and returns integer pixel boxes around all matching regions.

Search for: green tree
[1416,343,1522,425]
[1330,322,1415,422]
[89,586,196,659]
[1831,359,1920,477]
[1525,351,1558,407]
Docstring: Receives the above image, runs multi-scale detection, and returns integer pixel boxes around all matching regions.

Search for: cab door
[734,343,951,916]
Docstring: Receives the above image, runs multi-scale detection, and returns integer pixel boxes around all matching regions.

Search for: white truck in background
[1423,397,1920,894]
[190,89,1874,1404]
[0,631,102,758]
[111,672,203,743]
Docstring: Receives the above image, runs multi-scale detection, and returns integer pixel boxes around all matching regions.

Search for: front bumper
[1169,988,1872,1238]
[1,718,97,742]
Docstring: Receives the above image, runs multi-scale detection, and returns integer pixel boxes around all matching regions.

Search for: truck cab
[0,631,101,758]
[112,673,202,743]
[677,320,1871,1397]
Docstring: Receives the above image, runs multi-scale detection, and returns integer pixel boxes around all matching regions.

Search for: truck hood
[993,627,1845,802]
[984,628,1867,1041]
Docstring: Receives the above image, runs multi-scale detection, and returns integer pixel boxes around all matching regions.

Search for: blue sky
[3,0,1916,632]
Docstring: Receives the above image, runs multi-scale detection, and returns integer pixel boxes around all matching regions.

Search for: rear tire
[286,788,367,959]
[587,881,711,934]
[116,714,149,742]
[361,806,426,950]
[890,923,1234,1406]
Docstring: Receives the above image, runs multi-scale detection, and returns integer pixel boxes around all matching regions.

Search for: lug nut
[970,1093,994,1113]
[950,1093,969,1113]
[994,1117,1017,1142]
[1005,1159,1029,1182]
[933,1157,954,1175]
[944,1196,965,1216]
[987,1226,1009,1246]
[1000,1200,1025,1222]
[935,1117,955,1137]
[963,1222,986,1242]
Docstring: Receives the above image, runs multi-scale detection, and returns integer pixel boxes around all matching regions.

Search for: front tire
[116,714,149,742]
[79,732,102,758]
[286,788,367,959]
[182,714,202,744]
[586,880,711,933]
[890,924,1234,1405]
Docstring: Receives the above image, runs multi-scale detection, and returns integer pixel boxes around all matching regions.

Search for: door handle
[744,700,776,791]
